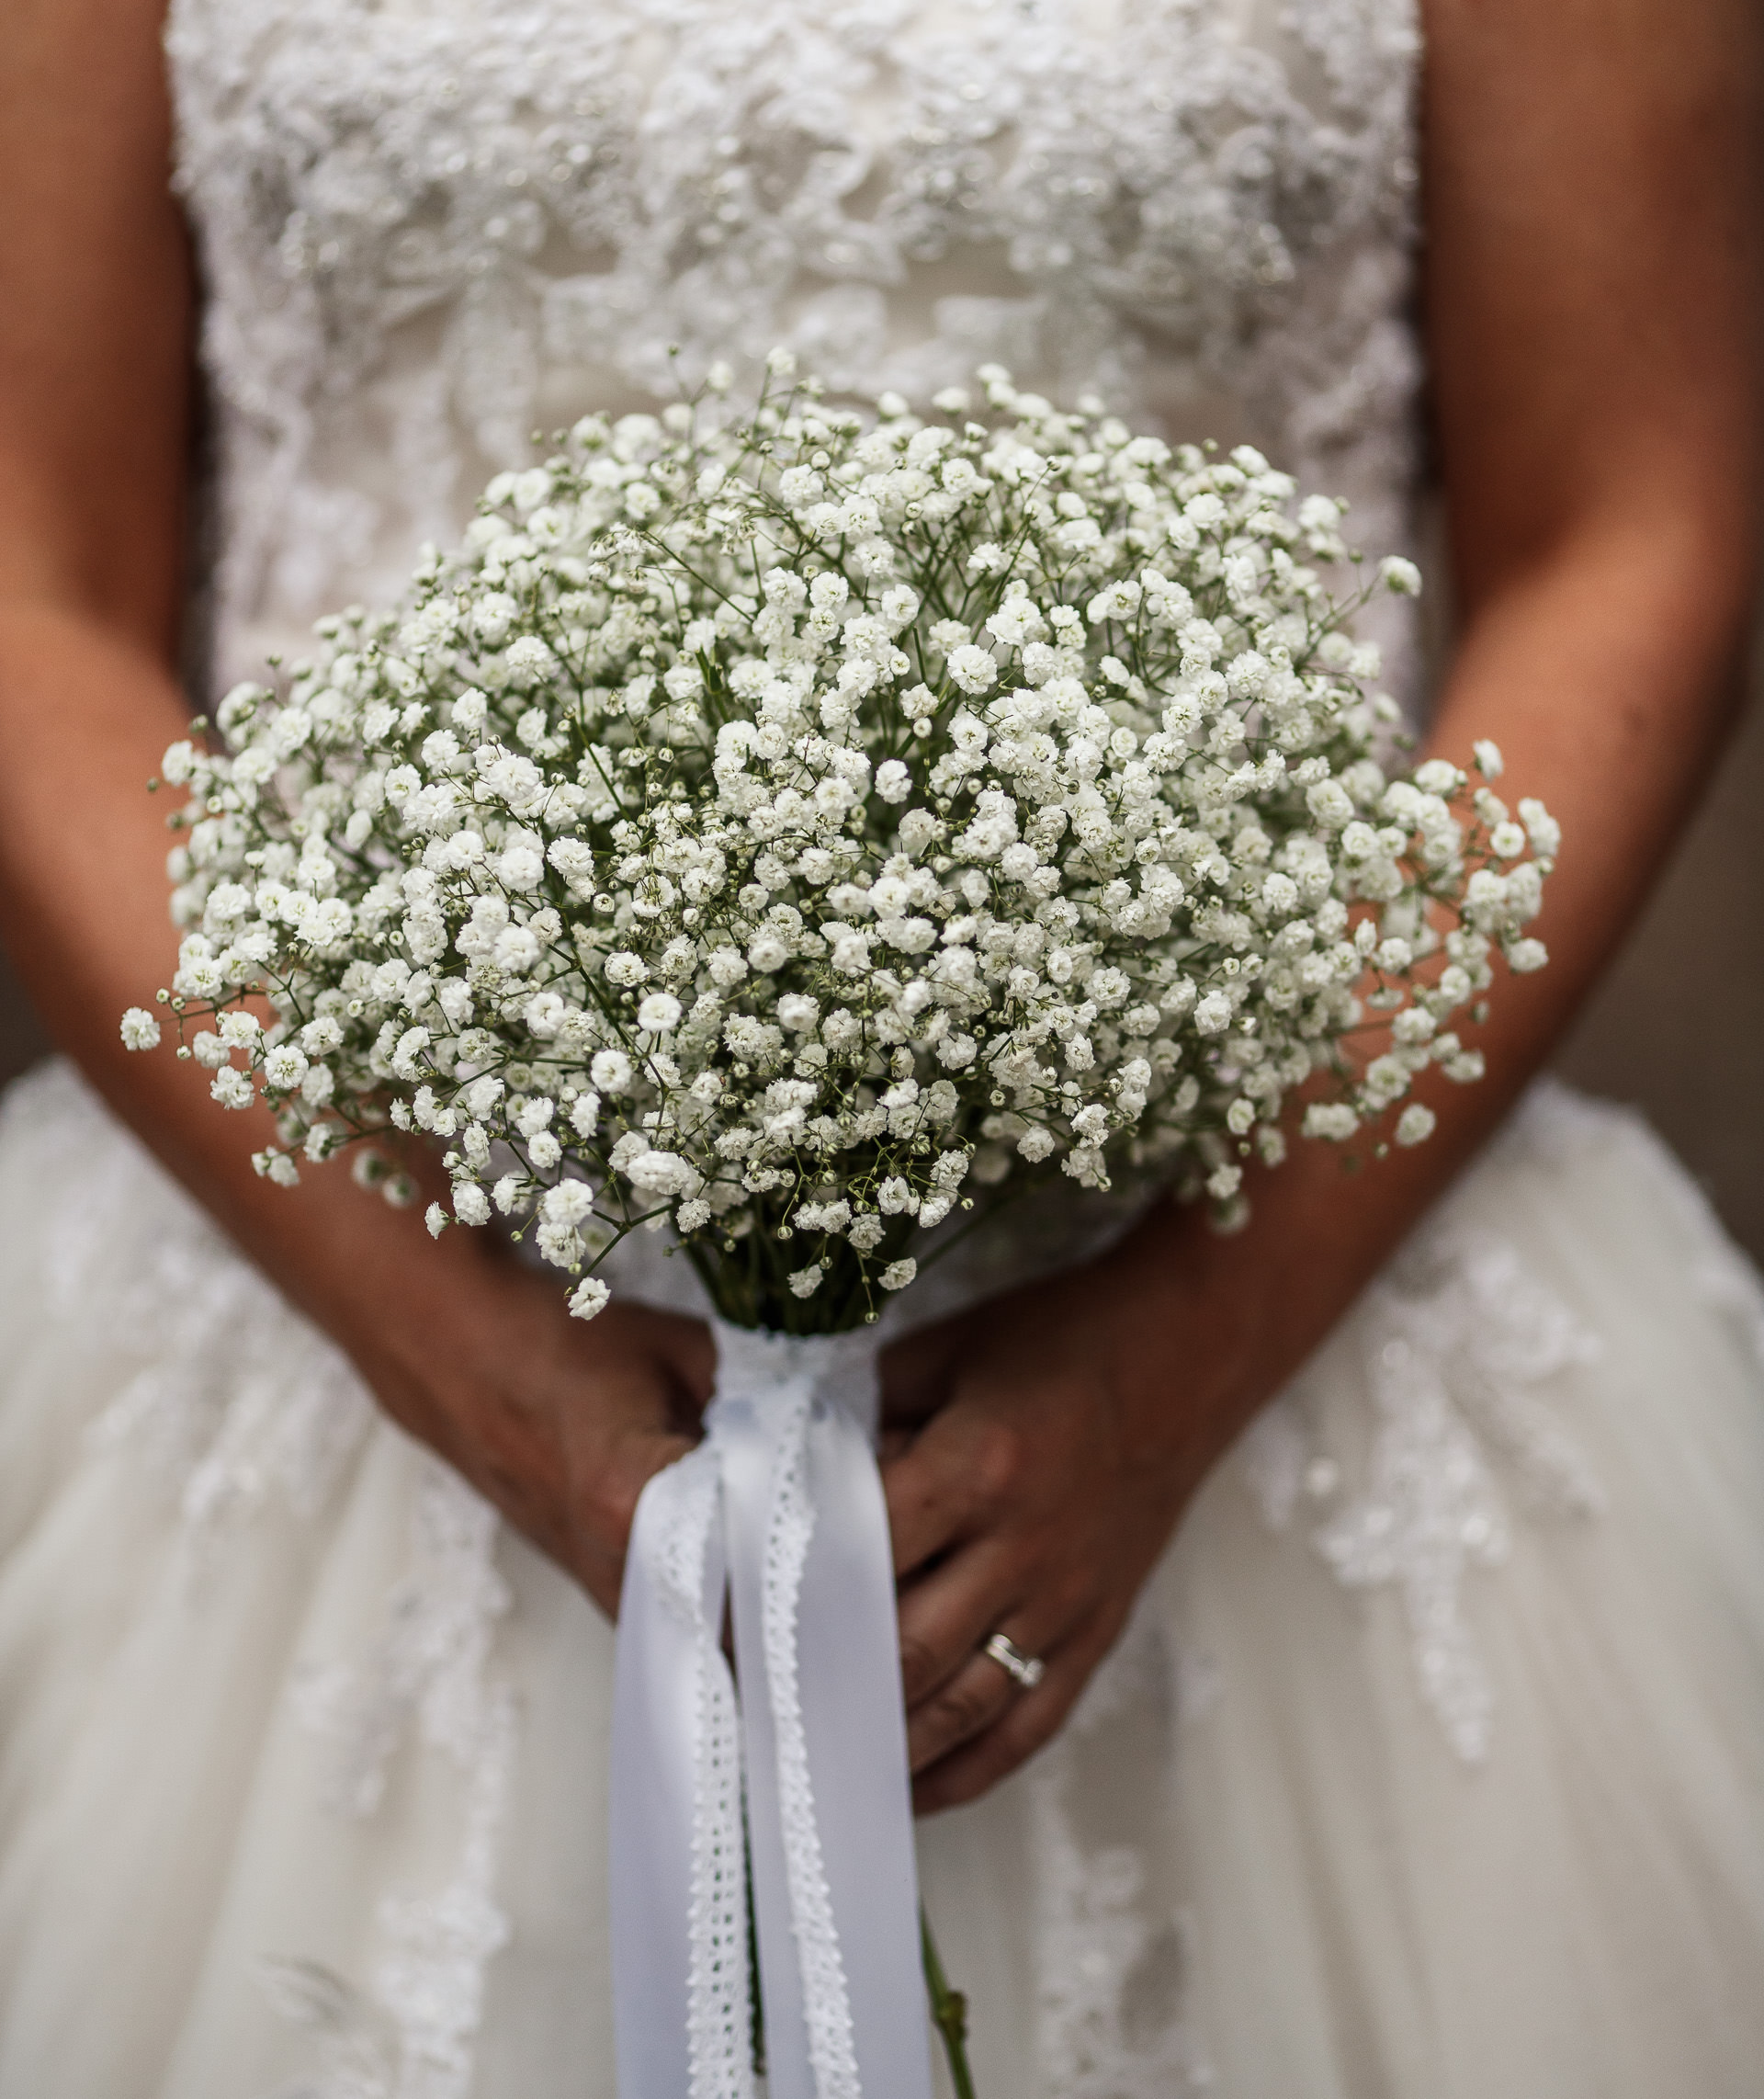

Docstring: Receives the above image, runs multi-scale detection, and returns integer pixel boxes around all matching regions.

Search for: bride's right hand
[356,1247,716,1618]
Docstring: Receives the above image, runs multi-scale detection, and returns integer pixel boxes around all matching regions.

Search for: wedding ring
[982,1631,1046,1690]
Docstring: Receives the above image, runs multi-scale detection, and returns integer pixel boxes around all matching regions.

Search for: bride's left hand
[879,1201,1253,1814]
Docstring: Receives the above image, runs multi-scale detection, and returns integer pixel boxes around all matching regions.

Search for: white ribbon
[611,1321,934,2099]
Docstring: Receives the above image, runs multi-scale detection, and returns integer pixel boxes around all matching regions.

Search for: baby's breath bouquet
[130,355,1553,1334]
[125,356,1555,2098]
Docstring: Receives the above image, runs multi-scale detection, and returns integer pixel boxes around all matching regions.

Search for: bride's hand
[879,1201,1254,1815]
[347,1239,716,1619]
[876,1102,1522,1814]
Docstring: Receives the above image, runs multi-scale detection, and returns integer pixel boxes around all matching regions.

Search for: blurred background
[4,607,1760,1261]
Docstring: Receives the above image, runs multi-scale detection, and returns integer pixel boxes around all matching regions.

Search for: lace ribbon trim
[759,1379,862,2099]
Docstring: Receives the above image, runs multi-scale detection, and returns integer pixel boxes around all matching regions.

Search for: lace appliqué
[1028,1604,1218,2095]
[1244,1091,1606,1764]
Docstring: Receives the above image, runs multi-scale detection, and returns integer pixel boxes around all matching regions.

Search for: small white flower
[569,1276,612,1321]
[210,1066,254,1111]
[497,844,546,891]
[944,644,998,695]
[1303,1102,1359,1141]
[454,1184,492,1226]
[787,1263,824,1299]
[1395,1103,1437,1146]
[624,1150,699,1197]
[425,1202,449,1238]
[591,1050,634,1094]
[264,1044,309,1088]
[1518,797,1561,857]
[1379,556,1422,597]
[1473,739,1504,779]
[120,1007,161,1051]
[542,1181,595,1227]
[879,1258,917,1292]
[570,1092,602,1139]
[875,760,911,804]
[1507,936,1549,973]
[637,993,683,1033]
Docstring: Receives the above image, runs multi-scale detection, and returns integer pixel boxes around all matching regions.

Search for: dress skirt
[2,1058,1762,2097]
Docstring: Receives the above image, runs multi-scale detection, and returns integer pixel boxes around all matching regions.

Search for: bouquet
[125,355,1555,2097]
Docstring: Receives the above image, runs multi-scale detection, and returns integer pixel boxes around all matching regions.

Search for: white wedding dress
[4,2,1764,2093]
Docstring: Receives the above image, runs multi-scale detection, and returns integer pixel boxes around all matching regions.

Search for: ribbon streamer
[611,1322,934,2099]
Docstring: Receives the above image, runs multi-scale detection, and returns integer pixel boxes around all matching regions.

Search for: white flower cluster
[130,360,1554,1333]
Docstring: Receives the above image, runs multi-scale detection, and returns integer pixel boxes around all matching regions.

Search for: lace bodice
[165,0,1424,698]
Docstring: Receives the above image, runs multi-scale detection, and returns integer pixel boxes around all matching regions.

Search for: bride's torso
[164,0,1425,698]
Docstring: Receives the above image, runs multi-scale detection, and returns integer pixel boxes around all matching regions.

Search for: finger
[912,1618,1114,1815]
[882,1401,1023,1578]
[894,1532,1020,1706]
[901,1588,1075,1770]
[906,1647,1020,1773]
[575,1426,695,1617]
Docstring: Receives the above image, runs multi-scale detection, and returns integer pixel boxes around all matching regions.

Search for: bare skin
[0,0,1758,1819]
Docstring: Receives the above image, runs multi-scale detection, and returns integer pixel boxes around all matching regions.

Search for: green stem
[922,1906,978,2099]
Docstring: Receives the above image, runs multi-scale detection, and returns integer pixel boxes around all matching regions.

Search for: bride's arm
[883,0,1764,1810]
[0,0,713,1617]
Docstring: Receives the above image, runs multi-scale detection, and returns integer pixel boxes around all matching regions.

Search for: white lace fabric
[164,0,1422,693]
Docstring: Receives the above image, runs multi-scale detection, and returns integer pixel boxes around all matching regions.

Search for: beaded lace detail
[164,0,1422,690]
[1242,1080,1609,1764]
[1028,1602,1218,2094]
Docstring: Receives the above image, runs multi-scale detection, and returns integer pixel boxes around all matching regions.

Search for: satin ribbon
[611,1322,934,2099]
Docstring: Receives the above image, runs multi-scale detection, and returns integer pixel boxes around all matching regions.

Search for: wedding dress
[4,1,1764,2093]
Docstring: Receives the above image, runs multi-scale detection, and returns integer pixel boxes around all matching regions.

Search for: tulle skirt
[2,1059,1762,2097]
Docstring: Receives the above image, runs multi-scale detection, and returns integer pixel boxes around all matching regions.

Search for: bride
[2,0,1762,2091]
